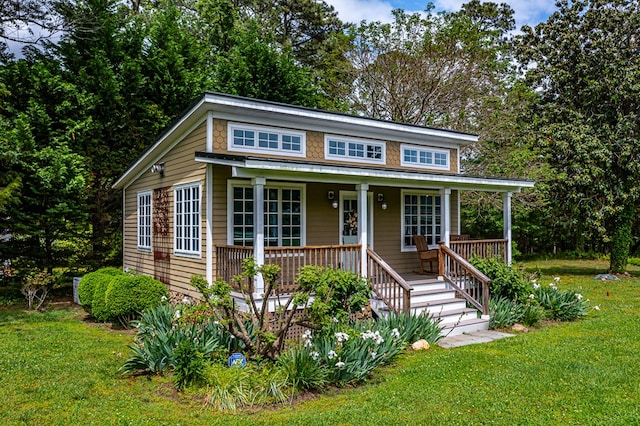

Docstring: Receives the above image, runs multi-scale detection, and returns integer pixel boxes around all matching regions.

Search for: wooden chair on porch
[414,235,439,274]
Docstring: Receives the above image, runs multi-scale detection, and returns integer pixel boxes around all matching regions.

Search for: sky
[324,0,558,30]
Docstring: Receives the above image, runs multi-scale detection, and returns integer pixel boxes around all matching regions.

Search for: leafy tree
[0,59,89,272]
[215,20,322,107]
[517,0,640,271]
[349,3,514,131]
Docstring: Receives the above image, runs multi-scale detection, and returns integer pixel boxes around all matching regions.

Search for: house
[113,93,534,334]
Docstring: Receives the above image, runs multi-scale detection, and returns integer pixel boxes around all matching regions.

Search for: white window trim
[324,135,386,165]
[174,182,202,258]
[400,189,442,252]
[227,180,307,247]
[227,122,306,158]
[400,144,450,171]
[137,190,152,251]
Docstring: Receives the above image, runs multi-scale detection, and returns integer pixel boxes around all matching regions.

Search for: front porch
[216,239,504,335]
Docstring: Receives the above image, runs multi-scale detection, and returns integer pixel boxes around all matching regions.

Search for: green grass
[1,259,640,425]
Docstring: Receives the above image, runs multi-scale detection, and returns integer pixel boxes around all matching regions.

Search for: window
[174,182,201,257]
[230,184,304,247]
[137,191,152,250]
[401,144,450,170]
[228,123,305,157]
[325,135,385,164]
[402,192,441,250]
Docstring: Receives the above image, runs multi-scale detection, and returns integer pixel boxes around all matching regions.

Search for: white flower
[332,317,339,323]
[335,332,350,343]
[594,305,600,311]
[554,277,560,283]
[310,351,319,360]
[549,283,557,290]
[182,296,191,305]
[529,294,535,300]
[360,330,384,344]
[304,339,313,348]
[160,295,168,302]
[174,310,181,319]
[371,352,377,359]
[391,328,401,339]
[335,361,345,368]
[328,350,337,360]
[533,283,540,290]
[576,293,583,300]
[531,279,537,285]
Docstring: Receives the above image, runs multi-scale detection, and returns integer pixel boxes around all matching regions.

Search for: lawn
[1,259,639,425]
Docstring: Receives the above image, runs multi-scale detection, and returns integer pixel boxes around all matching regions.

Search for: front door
[339,191,374,246]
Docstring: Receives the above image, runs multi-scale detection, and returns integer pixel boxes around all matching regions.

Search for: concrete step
[409,288,457,304]
[440,317,490,337]
[415,306,479,324]
[409,298,468,314]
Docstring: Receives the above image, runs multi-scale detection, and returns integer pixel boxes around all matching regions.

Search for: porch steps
[372,276,489,337]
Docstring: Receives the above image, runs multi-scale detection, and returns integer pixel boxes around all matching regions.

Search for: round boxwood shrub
[78,268,124,315]
[105,275,168,328]
[91,274,120,322]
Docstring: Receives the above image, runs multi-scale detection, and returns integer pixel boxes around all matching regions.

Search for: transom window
[228,123,305,157]
[325,135,385,164]
[230,184,304,247]
[402,191,441,250]
[401,144,450,170]
[174,182,201,257]
[137,191,152,250]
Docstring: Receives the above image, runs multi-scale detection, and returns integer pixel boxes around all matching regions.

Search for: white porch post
[356,183,369,278]
[205,112,214,284]
[440,188,451,247]
[503,191,513,265]
[252,177,266,295]
[205,164,213,284]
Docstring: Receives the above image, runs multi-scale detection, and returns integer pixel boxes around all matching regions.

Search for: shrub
[105,275,168,328]
[471,257,532,302]
[373,311,443,344]
[77,267,124,314]
[173,339,206,391]
[304,322,405,387]
[277,347,327,393]
[203,363,287,412]
[90,274,119,321]
[488,297,523,329]
[534,281,588,321]
[21,270,53,310]
[121,303,228,375]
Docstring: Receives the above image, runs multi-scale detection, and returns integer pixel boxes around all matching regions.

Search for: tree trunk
[609,203,634,273]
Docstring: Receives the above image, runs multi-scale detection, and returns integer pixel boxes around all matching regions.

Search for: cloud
[326,0,557,29]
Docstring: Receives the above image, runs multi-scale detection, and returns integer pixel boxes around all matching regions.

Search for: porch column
[440,188,451,247]
[356,183,369,278]
[503,191,513,265]
[205,164,213,284]
[252,177,266,295]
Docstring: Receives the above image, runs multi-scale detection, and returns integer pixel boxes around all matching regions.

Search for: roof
[195,152,535,193]
[112,92,481,190]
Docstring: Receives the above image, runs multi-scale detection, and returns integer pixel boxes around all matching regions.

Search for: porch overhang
[194,152,535,193]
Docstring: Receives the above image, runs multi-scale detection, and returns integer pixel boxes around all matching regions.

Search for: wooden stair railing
[367,247,412,314]
[438,243,491,315]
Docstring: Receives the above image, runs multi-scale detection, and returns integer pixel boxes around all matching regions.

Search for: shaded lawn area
[1,259,639,425]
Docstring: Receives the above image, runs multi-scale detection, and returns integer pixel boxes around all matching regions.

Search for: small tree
[21,270,53,310]
[192,258,370,360]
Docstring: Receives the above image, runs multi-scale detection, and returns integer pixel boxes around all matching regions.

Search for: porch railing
[438,243,490,315]
[367,247,412,314]
[215,244,361,293]
[449,238,508,263]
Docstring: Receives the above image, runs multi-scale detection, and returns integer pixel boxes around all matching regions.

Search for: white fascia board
[202,157,534,192]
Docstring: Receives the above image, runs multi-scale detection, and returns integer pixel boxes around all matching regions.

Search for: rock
[411,339,430,351]
[511,324,528,333]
